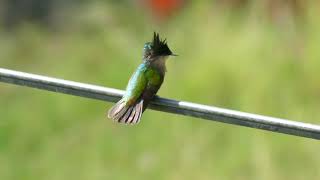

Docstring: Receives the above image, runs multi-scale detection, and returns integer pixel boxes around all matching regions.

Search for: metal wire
[1,67,320,140]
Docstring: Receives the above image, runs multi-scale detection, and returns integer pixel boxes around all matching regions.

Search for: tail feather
[126,107,136,124]
[108,99,144,125]
[132,100,143,124]
[120,106,133,123]
[114,105,129,121]
[108,100,125,118]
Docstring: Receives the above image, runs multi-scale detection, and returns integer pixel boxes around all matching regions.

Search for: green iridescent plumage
[108,32,175,124]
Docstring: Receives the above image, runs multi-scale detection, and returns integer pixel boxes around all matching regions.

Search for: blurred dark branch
[3,0,54,28]
[1,68,320,140]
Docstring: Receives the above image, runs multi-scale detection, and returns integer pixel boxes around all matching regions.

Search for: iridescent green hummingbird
[108,32,176,124]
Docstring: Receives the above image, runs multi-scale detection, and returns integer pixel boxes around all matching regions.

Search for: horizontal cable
[0,67,319,140]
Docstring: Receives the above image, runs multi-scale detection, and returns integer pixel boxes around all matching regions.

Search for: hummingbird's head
[143,32,176,60]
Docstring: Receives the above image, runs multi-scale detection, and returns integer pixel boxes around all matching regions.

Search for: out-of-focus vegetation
[0,1,320,180]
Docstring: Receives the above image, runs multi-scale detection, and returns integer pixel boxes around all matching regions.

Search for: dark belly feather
[141,81,163,111]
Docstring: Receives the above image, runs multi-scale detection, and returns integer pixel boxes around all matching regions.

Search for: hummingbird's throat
[152,56,168,65]
[150,56,169,73]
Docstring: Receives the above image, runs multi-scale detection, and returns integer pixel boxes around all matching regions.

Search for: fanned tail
[107,99,144,125]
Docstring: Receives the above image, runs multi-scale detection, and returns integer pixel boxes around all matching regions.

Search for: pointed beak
[170,53,178,56]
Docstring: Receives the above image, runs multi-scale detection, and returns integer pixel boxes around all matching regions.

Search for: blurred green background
[0,0,320,179]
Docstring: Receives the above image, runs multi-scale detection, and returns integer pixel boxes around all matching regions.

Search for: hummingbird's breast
[141,65,164,111]
[145,66,164,85]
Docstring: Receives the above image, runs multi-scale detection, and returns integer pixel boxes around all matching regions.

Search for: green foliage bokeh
[0,2,320,180]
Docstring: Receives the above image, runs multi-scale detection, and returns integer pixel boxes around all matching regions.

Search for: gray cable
[1,67,319,140]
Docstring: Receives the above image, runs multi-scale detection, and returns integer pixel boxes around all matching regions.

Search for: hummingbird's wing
[122,65,148,105]
[108,64,148,124]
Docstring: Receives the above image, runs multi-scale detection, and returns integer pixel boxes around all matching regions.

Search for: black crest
[151,32,173,57]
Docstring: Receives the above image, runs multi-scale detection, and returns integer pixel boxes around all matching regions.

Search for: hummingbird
[108,32,176,124]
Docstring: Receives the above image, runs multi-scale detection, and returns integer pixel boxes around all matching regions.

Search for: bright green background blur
[1,1,320,180]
